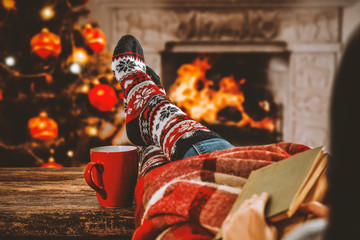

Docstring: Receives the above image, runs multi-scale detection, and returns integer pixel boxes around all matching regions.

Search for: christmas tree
[0,0,128,167]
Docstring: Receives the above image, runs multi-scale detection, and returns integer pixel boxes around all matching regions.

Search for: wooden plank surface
[0,168,135,239]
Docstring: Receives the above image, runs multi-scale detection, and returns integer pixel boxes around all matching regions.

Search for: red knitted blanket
[133,142,310,240]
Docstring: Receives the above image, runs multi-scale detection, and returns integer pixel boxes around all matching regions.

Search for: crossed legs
[111,35,233,172]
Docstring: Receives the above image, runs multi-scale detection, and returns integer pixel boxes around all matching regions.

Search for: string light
[40,6,55,20]
[67,47,89,65]
[2,0,16,10]
[4,56,16,67]
[85,126,98,136]
[80,84,89,93]
[67,150,74,158]
[73,48,89,64]
[69,62,82,74]
[45,74,53,83]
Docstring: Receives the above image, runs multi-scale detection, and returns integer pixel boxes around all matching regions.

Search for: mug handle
[84,162,107,199]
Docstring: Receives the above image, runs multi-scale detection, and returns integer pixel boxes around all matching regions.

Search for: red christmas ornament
[88,84,117,111]
[41,157,63,168]
[30,28,61,59]
[81,24,106,53]
[28,112,58,141]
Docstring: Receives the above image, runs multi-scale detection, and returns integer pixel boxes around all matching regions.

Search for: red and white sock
[112,35,220,160]
[139,145,170,176]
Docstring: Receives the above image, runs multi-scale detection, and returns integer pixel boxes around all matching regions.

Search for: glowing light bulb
[69,62,82,74]
[5,56,15,66]
[67,150,74,158]
[67,48,89,65]
[80,84,89,93]
[73,48,89,64]
[2,0,16,10]
[40,6,55,20]
[85,126,98,136]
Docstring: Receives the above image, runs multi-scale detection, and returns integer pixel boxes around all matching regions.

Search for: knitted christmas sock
[139,145,170,176]
[146,66,165,94]
[112,35,220,160]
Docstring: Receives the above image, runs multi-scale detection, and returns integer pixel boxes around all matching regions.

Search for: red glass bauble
[81,24,106,53]
[30,28,61,59]
[88,84,117,111]
[28,112,58,141]
[41,157,63,168]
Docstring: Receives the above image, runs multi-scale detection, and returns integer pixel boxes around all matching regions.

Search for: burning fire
[168,57,275,132]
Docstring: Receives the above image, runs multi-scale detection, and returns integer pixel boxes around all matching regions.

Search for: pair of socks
[112,35,220,161]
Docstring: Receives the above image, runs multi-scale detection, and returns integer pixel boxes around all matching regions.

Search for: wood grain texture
[0,168,135,239]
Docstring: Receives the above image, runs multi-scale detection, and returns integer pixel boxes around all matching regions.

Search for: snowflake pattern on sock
[112,54,146,83]
[152,104,187,146]
[159,106,178,121]
[126,80,163,123]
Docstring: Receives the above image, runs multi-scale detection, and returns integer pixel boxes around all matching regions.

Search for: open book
[215,146,328,239]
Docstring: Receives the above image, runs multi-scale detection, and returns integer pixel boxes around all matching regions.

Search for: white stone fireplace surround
[94,0,356,148]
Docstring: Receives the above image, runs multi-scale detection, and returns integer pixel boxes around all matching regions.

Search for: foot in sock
[111,35,164,94]
[112,34,220,160]
[146,66,166,94]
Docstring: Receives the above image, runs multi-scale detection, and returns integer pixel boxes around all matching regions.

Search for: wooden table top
[0,167,135,239]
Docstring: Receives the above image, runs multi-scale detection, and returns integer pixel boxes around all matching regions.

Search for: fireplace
[162,48,289,145]
[94,0,356,148]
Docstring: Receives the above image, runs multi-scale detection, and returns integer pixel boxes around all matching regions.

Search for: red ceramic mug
[84,145,139,208]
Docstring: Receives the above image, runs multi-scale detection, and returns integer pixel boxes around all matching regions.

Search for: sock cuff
[170,130,221,161]
[113,52,144,62]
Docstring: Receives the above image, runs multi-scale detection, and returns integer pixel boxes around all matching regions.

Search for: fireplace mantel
[91,0,357,148]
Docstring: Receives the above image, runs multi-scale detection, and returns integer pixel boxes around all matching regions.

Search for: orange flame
[169,57,275,131]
